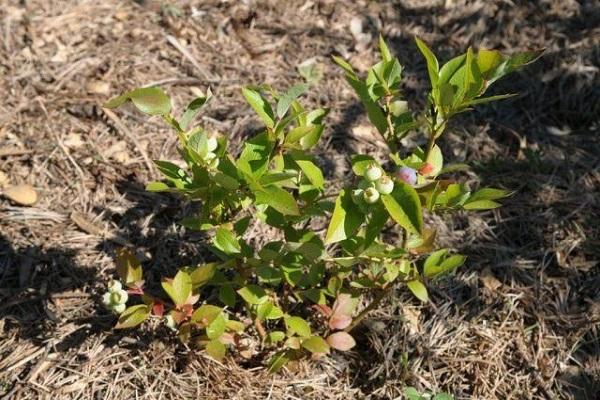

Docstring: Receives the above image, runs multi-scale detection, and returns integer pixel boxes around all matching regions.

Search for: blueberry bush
[102,36,541,371]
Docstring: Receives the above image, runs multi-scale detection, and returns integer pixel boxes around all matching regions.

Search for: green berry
[165,314,177,331]
[110,289,128,305]
[375,176,394,195]
[112,303,126,314]
[365,164,382,182]
[108,280,122,293]
[363,187,380,204]
[102,292,112,307]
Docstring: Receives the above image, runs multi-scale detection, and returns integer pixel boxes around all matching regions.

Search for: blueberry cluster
[352,164,395,205]
[102,280,129,314]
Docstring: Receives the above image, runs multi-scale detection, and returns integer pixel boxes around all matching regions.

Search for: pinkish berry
[396,167,417,185]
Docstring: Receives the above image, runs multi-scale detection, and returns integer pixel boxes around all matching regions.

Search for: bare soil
[1,0,599,399]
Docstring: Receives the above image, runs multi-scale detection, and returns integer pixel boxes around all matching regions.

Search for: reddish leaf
[152,302,164,317]
[313,304,332,317]
[329,314,352,330]
[327,332,356,351]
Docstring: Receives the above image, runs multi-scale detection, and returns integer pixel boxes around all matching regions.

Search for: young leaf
[115,304,150,329]
[415,37,439,88]
[276,83,308,118]
[180,88,212,130]
[302,336,330,354]
[242,87,275,128]
[161,270,192,306]
[325,190,365,244]
[407,280,428,302]
[381,182,423,235]
[326,332,356,351]
[191,304,222,325]
[104,87,171,116]
[379,35,393,63]
[115,248,143,285]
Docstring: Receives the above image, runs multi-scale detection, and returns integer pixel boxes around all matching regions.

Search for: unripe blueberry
[107,280,122,293]
[165,314,177,331]
[112,303,126,314]
[396,167,417,185]
[363,187,380,204]
[375,175,394,194]
[102,292,112,307]
[110,289,128,305]
[365,164,383,182]
[207,137,218,152]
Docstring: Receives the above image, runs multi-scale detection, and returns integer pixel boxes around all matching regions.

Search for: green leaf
[242,87,275,128]
[332,55,356,75]
[266,331,286,345]
[205,339,226,361]
[462,199,501,210]
[237,285,268,305]
[161,270,192,306]
[115,304,150,329]
[461,93,517,107]
[415,37,439,88]
[236,132,274,178]
[277,83,308,118]
[189,263,217,289]
[206,313,227,339]
[378,35,392,62]
[381,182,423,234]
[180,88,212,130]
[424,249,448,271]
[426,144,443,175]
[325,190,365,244]
[364,202,388,247]
[268,350,292,373]
[302,336,330,354]
[477,49,504,80]
[351,154,376,176]
[191,304,222,324]
[219,284,236,307]
[285,316,311,337]
[346,76,388,134]
[145,181,171,192]
[213,227,241,255]
[469,188,511,202]
[292,155,324,189]
[439,54,466,84]
[104,87,171,116]
[407,280,428,302]
[255,185,300,216]
[115,248,143,285]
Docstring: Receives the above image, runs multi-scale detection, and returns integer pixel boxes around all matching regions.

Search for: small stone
[3,184,38,206]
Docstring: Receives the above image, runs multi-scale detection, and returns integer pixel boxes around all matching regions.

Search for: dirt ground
[1,0,599,399]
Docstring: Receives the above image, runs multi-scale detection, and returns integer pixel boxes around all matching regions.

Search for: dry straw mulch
[1,0,598,399]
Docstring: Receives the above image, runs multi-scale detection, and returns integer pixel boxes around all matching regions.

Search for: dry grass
[1,0,599,399]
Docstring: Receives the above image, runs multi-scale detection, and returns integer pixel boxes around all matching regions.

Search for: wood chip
[480,267,502,291]
[3,184,38,205]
